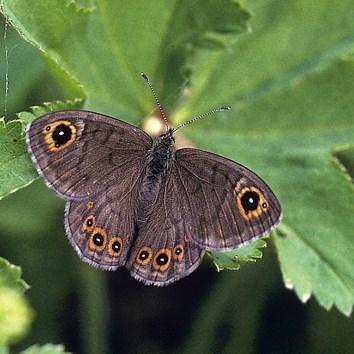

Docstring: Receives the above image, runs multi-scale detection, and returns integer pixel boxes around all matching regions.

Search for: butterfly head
[158,128,175,146]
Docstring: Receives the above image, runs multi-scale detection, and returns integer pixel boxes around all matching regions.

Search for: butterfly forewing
[26,110,152,200]
[174,148,282,251]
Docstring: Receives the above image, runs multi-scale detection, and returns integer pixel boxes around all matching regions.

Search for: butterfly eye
[108,237,123,257]
[237,187,268,221]
[88,227,107,252]
[136,247,153,265]
[82,215,96,233]
[173,244,184,261]
[153,249,172,272]
[43,120,77,152]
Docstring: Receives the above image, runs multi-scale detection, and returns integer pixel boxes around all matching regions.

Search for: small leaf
[19,344,72,354]
[0,257,29,293]
[0,0,250,118]
[0,118,36,200]
[18,98,84,124]
[209,238,267,271]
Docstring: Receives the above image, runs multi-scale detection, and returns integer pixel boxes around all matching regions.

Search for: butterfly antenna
[141,73,169,130]
[173,106,231,132]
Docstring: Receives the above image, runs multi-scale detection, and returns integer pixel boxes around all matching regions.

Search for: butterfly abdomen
[135,133,176,227]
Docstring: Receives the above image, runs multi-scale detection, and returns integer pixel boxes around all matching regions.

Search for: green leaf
[274,225,354,317]
[0,118,36,200]
[0,0,249,118]
[175,0,354,120]
[0,257,29,293]
[19,344,71,354]
[18,98,84,124]
[208,238,267,271]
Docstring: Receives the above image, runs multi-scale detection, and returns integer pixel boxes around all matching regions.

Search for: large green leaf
[1,0,354,316]
[1,0,249,118]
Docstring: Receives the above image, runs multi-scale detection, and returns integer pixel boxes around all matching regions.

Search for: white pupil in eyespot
[59,130,64,136]
[249,197,254,203]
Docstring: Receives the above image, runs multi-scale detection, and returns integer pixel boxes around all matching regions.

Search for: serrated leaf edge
[332,143,354,187]
[208,238,267,272]
[276,223,353,316]
[0,257,30,292]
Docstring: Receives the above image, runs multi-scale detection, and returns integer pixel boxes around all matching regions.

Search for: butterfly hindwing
[26,110,152,200]
[127,178,205,286]
[173,148,282,251]
[65,183,142,270]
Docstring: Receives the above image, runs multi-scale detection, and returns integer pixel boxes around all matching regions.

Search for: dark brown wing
[126,175,205,286]
[26,110,152,200]
[65,178,142,270]
[173,148,282,251]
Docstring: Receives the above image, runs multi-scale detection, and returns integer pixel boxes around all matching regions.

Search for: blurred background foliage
[1,0,354,353]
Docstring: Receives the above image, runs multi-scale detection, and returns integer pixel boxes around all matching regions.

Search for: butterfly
[26,75,282,286]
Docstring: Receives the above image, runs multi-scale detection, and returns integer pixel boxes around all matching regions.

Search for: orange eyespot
[136,246,153,265]
[173,244,184,261]
[82,215,96,233]
[236,186,268,221]
[153,248,172,272]
[43,120,77,152]
[86,201,94,209]
[108,237,123,257]
[88,227,107,252]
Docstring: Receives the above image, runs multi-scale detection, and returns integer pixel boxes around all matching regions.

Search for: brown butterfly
[26,74,281,286]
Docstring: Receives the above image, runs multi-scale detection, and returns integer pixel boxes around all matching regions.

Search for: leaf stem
[78,264,109,354]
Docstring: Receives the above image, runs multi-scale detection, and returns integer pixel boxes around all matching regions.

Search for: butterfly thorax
[135,129,176,228]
